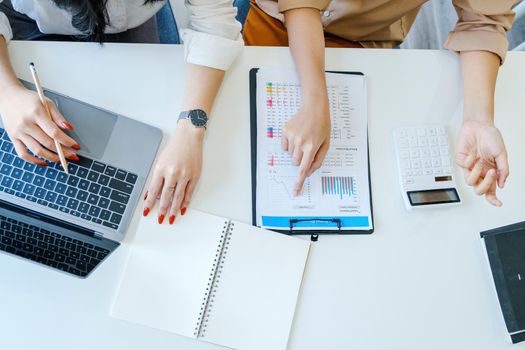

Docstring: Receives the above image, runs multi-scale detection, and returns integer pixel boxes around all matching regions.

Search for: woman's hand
[282,97,331,196]
[455,120,509,206]
[143,120,204,224]
[0,85,80,165]
[457,51,508,206]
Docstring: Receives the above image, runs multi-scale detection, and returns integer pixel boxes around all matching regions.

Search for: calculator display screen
[407,188,460,206]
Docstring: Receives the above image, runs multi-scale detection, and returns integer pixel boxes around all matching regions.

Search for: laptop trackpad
[53,95,116,159]
[19,80,116,160]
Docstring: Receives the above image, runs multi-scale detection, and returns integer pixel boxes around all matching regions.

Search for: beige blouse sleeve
[277,0,329,12]
[444,0,516,63]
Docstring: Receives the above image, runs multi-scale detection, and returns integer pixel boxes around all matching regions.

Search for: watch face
[189,109,208,127]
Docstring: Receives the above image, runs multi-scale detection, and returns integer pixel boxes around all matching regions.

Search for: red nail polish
[72,144,81,150]
[144,191,148,200]
[62,121,74,130]
[38,161,48,167]
[169,215,175,225]
[143,208,150,217]
[181,207,187,216]
[158,214,165,224]
[69,154,79,161]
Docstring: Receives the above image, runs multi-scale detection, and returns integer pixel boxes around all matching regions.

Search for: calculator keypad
[395,126,453,185]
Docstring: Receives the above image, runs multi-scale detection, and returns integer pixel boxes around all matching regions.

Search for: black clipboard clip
[289,218,342,242]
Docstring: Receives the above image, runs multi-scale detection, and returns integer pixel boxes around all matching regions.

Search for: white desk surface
[2,41,525,350]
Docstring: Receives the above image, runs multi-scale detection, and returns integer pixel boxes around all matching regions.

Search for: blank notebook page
[201,220,311,350]
[110,211,226,338]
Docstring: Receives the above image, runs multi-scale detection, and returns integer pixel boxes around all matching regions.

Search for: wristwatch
[178,109,208,129]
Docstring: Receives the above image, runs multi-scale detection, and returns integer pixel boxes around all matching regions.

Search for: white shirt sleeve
[0,1,13,43]
[180,0,243,71]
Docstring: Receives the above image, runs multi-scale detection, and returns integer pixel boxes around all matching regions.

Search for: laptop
[0,81,162,278]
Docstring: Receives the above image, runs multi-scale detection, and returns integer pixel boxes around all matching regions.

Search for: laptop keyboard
[0,214,110,277]
[0,128,138,232]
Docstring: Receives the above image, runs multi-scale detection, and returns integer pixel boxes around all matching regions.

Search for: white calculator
[393,125,461,209]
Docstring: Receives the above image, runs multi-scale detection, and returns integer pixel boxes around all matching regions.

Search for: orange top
[254,0,517,62]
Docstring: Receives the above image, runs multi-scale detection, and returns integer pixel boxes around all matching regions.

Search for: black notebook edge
[511,331,525,344]
[481,221,525,342]
[249,68,374,236]
[480,221,525,238]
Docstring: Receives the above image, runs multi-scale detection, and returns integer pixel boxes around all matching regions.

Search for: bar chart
[321,176,356,199]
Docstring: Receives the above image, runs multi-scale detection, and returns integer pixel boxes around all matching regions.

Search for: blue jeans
[234,0,251,30]
[508,2,525,50]
[156,1,180,44]
[0,0,180,44]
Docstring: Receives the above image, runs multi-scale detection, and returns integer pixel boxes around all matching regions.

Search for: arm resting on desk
[143,64,225,224]
[456,50,509,207]
[142,0,241,224]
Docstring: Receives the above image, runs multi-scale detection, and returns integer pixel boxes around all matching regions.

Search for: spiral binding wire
[194,220,234,338]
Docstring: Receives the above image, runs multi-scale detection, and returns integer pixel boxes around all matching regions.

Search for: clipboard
[249,68,374,240]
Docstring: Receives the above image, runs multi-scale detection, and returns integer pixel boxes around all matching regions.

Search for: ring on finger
[156,186,176,200]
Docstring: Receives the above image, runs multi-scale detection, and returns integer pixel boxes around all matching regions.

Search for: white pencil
[29,62,69,174]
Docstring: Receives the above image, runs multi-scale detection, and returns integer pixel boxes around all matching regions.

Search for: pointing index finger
[294,149,316,196]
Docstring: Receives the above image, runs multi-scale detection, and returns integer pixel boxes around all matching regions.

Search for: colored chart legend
[267,127,274,138]
[266,83,274,108]
[267,154,275,166]
[266,152,292,167]
[265,82,286,98]
[321,176,356,199]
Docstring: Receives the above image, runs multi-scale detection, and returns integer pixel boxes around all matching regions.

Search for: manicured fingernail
[181,207,187,216]
[69,154,79,161]
[38,161,48,167]
[61,121,74,130]
[169,215,175,225]
[143,207,150,217]
[72,144,81,150]
[158,214,165,224]
[144,191,148,200]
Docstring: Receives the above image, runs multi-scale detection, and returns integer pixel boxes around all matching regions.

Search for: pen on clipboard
[29,62,69,174]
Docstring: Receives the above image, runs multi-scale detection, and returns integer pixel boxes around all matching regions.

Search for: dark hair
[52,0,162,43]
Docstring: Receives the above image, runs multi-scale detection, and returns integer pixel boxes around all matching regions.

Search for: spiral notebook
[110,210,311,350]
